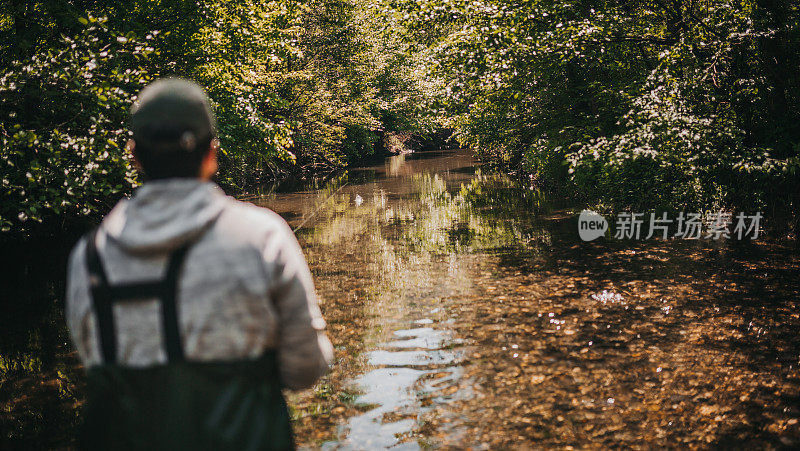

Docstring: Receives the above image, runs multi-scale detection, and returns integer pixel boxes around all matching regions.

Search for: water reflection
[261,149,800,449]
[256,149,552,448]
[385,328,448,349]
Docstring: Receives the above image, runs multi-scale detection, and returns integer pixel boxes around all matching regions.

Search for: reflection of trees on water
[302,172,554,297]
[402,172,551,255]
[302,170,554,331]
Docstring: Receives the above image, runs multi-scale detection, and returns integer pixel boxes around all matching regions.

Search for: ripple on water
[330,325,465,450]
[384,328,449,349]
[367,349,460,367]
[591,290,626,305]
[343,368,426,450]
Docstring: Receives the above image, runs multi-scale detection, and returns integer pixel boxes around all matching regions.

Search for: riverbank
[0,231,86,447]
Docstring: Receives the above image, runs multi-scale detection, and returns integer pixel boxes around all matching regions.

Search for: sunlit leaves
[0,0,427,235]
[0,17,152,234]
[390,0,800,221]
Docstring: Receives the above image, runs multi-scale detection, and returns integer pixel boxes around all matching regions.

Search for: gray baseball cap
[130,78,216,153]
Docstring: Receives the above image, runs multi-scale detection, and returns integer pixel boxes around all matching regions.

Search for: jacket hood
[102,179,226,254]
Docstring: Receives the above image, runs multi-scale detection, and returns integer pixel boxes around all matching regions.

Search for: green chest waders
[78,230,294,451]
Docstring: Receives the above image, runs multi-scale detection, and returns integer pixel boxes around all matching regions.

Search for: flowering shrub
[0,18,152,233]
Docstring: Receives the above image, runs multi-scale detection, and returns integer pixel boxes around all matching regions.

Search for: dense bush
[391,0,800,231]
[0,0,429,237]
[6,0,796,237]
[0,18,150,233]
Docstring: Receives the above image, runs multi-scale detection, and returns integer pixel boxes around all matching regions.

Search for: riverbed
[2,149,799,448]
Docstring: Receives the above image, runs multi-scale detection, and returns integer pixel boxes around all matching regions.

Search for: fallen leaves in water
[419,223,800,449]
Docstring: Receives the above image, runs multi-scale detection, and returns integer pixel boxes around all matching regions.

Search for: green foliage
[567,2,799,214]
[391,0,800,230]
[0,17,151,233]
[0,0,429,237]
[12,0,798,236]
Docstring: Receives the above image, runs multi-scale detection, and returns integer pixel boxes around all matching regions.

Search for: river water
[2,149,800,448]
[254,149,800,449]
[251,150,484,449]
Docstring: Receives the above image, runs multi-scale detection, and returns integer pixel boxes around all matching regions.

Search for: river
[2,149,799,448]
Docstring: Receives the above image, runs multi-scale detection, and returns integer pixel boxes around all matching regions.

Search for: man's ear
[127,139,143,171]
[199,138,219,180]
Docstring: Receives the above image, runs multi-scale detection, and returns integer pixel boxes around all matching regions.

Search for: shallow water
[254,150,484,448]
[255,149,800,449]
[2,149,799,448]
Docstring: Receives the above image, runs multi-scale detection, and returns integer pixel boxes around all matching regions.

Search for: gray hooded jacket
[66,179,333,390]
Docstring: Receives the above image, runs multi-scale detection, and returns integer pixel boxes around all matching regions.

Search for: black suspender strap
[105,282,164,300]
[85,228,118,364]
[161,244,190,362]
[84,229,194,365]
